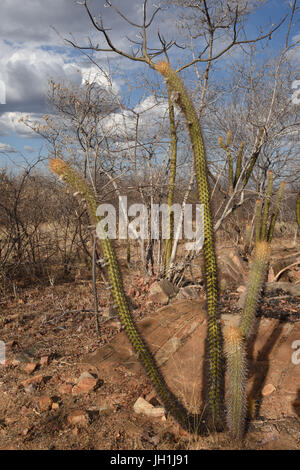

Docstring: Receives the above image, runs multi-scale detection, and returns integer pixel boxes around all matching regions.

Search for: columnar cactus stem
[224,326,247,440]
[155,61,222,426]
[254,199,262,245]
[260,171,273,241]
[267,181,286,242]
[239,241,271,339]
[233,141,245,187]
[164,84,177,276]
[50,158,189,429]
[243,127,264,188]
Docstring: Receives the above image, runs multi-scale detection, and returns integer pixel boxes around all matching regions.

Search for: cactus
[226,180,285,440]
[242,127,264,188]
[225,241,271,440]
[267,181,286,242]
[243,223,252,255]
[233,141,245,188]
[218,133,234,194]
[224,326,247,440]
[260,171,273,241]
[164,84,178,276]
[254,199,262,245]
[226,241,270,440]
[218,134,247,195]
[50,158,189,429]
[155,61,222,427]
[239,241,271,338]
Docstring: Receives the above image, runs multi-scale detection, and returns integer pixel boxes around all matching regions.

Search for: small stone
[39,396,53,411]
[262,383,276,397]
[177,286,200,300]
[40,356,49,367]
[23,363,37,374]
[148,281,171,305]
[129,287,136,297]
[133,397,165,418]
[11,359,21,366]
[58,383,73,395]
[237,285,246,293]
[67,410,89,427]
[72,372,100,395]
[52,402,59,410]
[21,374,44,388]
[78,372,96,380]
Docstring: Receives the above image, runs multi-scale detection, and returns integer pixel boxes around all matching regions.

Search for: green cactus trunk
[155,61,222,427]
[224,326,247,440]
[239,241,271,339]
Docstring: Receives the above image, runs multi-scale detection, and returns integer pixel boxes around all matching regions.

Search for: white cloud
[0,112,41,138]
[80,66,121,95]
[98,94,171,144]
[0,143,17,153]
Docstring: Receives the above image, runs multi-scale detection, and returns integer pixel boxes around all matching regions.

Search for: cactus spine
[224,326,247,440]
[50,158,188,428]
[155,61,222,426]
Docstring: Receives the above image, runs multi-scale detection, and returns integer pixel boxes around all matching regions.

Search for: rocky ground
[0,242,299,450]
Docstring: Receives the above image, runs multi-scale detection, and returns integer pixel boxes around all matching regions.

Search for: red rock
[72,372,99,395]
[39,396,53,411]
[58,383,73,395]
[67,410,89,427]
[22,427,30,436]
[21,375,43,388]
[23,363,37,374]
[40,356,49,367]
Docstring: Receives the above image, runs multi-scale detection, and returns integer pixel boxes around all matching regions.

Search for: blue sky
[0,0,299,168]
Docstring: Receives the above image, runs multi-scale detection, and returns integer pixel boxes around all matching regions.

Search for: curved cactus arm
[49,158,189,429]
[155,61,222,426]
